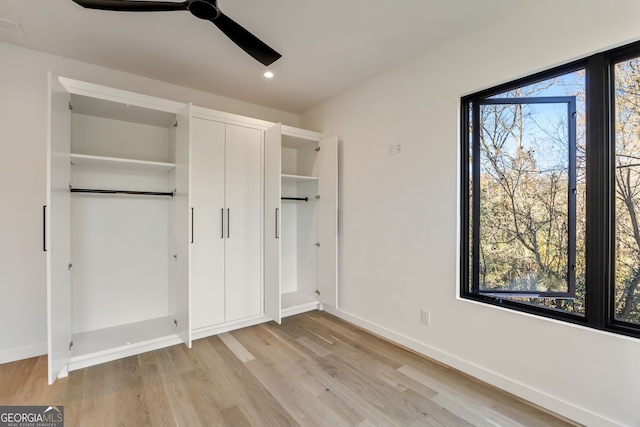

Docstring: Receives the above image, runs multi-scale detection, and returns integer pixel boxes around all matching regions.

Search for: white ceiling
[0,0,517,114]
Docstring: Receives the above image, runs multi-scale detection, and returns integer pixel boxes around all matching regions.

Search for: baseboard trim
[322,306,620,427]
[0,344,47,364]
[191,315,272,341]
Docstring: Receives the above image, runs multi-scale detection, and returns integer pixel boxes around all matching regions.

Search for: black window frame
[460,40,640,339]
[472,97,577,299]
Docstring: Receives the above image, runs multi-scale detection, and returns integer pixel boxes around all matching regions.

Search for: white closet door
[171,103,192,346]
[317,136,339,308]
[264,124,282,323]
[190,118,226,329]
[47,73,72,384]
[225,124,262,322]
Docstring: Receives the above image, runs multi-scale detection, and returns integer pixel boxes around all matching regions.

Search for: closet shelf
[70,154,176,172]
[281,174,318,183]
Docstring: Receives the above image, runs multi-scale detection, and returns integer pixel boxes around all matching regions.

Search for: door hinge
[68,263,73,270]
[174,121,178,127]
[315,242,320,247]
[174,319,178,327]
[315,195,320,200]
[68,102,73,111]
[315,290,320,295]
[69,340,73,351]
[315,147,321,152]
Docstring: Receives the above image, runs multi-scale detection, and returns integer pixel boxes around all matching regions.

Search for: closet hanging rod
[281,197,308,202]
[70,188,175,197]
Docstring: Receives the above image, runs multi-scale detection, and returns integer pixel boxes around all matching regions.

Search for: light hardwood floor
[0,311,580,426]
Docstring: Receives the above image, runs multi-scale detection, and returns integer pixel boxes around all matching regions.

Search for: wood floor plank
[199,335,299,426]
[400,388,474,427]
[24,355,59,405]
[272,319,437,410]
[293,358,405,427]
[179,368,227,425]
[154,348,203,427]
[287,317,440,402]
[317,389,367,426]
[74,363,105,427]
[313,353,425,425]
[61,367,86,427]
[219,405,252,426]
[249,368,347,427]
[0,311,580,427]
[295,335,332,358]
[431,391,526,427]
[231,323,280,353]
[0,357,38,402]
[219,332,256,363]
[293,314,406,370]
[139,353,175,427]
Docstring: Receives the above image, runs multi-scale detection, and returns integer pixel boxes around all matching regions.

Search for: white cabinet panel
[190,118,226,329]
[171,103,192,346]
[264,124,282,323]
[225,124,262,322]
[190,120,262,326]
[47,73,72,384]
[317,136,339,308]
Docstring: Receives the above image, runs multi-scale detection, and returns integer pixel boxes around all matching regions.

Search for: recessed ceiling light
[264,71,274,79]
[0,18,24,35]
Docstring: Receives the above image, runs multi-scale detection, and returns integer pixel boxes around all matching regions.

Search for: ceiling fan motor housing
[188,0,221,20]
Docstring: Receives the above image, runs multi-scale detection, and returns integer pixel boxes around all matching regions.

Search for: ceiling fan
[70,0,282,66]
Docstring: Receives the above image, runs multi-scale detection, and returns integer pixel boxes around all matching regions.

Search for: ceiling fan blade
[71,0,188,12]
[212,13,281,66]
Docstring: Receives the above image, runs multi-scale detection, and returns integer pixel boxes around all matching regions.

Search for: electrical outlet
[396,142,402,154]
[388,144,395,156]
[421,309,430,325]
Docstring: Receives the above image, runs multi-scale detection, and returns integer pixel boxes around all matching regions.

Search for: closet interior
[280,134,322,313]
[69,95,177,361]
[264,124,338,323]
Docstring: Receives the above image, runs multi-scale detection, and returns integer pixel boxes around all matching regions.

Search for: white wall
[301,2,640,426]
[0,41,299,363]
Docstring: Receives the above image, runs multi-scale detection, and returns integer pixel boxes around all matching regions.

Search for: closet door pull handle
[276,208,279,239]
[221,208,224,238]
[191,208,194,243]
[43,205,47,252]
[227,209,230,238]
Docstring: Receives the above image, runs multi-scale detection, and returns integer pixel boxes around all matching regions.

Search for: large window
[461,41,640,338]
